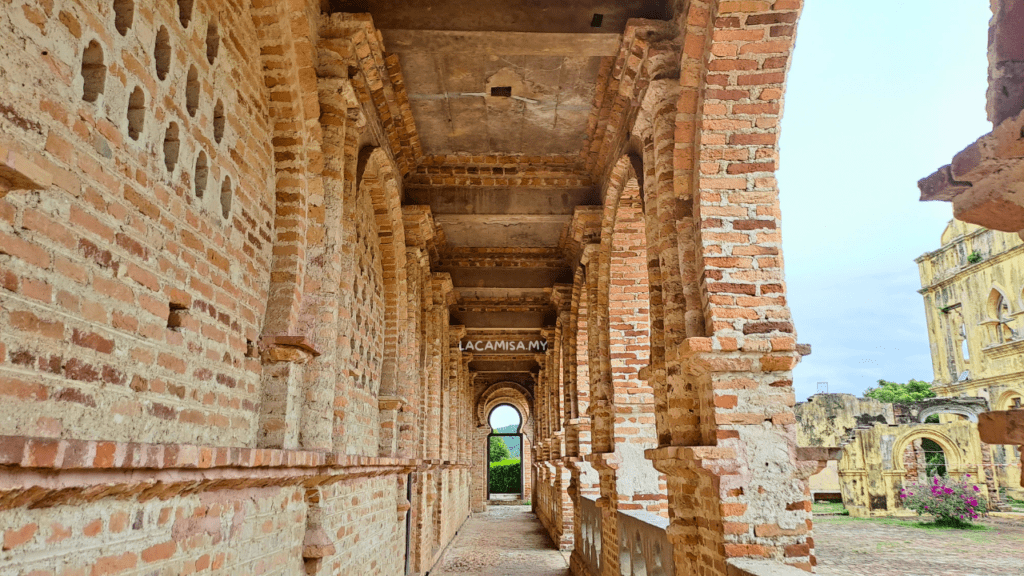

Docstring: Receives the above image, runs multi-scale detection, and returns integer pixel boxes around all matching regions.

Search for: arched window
[487,405,523,499]
[987,289,1016,343]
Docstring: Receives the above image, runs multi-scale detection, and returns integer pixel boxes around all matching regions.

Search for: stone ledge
[0,435,417,471]
[0,436,422,511]
[727,558,811,576]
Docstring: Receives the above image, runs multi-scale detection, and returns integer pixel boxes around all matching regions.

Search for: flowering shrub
[899,475,986,527]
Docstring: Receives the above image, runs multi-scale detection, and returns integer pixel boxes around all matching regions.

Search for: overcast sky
[779,1,993,402]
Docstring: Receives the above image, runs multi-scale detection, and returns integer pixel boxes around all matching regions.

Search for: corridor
[433,507,570,576]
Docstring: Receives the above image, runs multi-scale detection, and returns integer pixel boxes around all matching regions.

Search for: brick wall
[0,0,272,446]
[0,486,307,575]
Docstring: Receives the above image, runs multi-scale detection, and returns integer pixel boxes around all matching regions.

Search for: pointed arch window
[986,289,1017,344]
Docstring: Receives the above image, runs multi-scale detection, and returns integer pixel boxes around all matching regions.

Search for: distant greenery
[489,459,522,494]
[489,436,511,463]
[494,424,518,434]
[864,379,936,403]
[490,458,520,468]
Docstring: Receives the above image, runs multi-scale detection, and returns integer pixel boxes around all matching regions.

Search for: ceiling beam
[434,214,570,248]
[381,30,621,56]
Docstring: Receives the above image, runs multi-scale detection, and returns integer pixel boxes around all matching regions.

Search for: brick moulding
[0,435,420,510]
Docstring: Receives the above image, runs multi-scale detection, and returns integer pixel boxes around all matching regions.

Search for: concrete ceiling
[327,0,669,33]
[397,51,603,156]
[327,0,670,373]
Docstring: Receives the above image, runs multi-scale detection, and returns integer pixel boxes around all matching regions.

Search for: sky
[778,1,993,402]
[490,404,522,430]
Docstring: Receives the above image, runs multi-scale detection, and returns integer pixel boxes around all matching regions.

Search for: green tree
[864,379,936,403]
[489,436,511,463]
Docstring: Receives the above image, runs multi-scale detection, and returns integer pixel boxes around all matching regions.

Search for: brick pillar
[988,0,1024,125]
[473,424,490,512]
[643,2,812,574]
[290,75,358,451]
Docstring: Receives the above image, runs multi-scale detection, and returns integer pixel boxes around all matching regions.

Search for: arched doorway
[488,404,524,501]
[902,437,948,482]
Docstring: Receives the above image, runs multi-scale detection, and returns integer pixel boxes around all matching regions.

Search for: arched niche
[476,381,533,438]
[892,430,964,476]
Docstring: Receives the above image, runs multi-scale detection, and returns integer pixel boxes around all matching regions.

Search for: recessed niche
[163,122,179,172]
[591,13,604,28]
[185,65,199,117]
[220,176,232,219]
[81,41,105,103]
[206,21,220,64]
[127,86,145,141]
[155,27,171,81]
[114,0,134,35]
[194,151,208,198]
[490,86,512,98]
[178,0,193,28]
[213,99,225,143]
[167,302,188,329]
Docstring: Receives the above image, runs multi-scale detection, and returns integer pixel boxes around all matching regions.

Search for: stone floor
[814,516,1024,575]
[432,505,570,576]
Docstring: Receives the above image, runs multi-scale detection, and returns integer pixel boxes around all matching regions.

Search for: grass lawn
[812,501,848,515]
[490,458,521,468]
[819,514,992,532]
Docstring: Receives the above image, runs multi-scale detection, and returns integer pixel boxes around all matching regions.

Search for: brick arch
[356,147,408,398]
[476,382,533,437]
[589,156,641,454]
[892,429,965,475]
[565,265,587,426]
[592,155,656,453]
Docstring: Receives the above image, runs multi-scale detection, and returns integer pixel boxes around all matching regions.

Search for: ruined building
[916,219,1024,498]
[0,0,1017,575]
[796,394,994,517]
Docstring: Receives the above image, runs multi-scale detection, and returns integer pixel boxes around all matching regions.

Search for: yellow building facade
[917,219,1024,498]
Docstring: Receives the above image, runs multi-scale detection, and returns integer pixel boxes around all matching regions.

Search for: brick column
[473,424,490,512]
[644,2,812,574]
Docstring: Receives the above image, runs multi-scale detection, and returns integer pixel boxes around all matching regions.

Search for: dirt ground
[814,515,1024,576]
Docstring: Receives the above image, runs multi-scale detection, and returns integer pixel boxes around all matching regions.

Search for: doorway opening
[487,404,523,500]
[903,437,948,482]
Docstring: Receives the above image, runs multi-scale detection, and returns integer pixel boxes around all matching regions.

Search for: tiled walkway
[814,516,1024,575]
[432,505,570,576]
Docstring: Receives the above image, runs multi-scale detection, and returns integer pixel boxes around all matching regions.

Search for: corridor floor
[431,505,570,576]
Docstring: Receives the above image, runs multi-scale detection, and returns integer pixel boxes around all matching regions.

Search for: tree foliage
[864,379,936,403]
[489,436,511,463]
